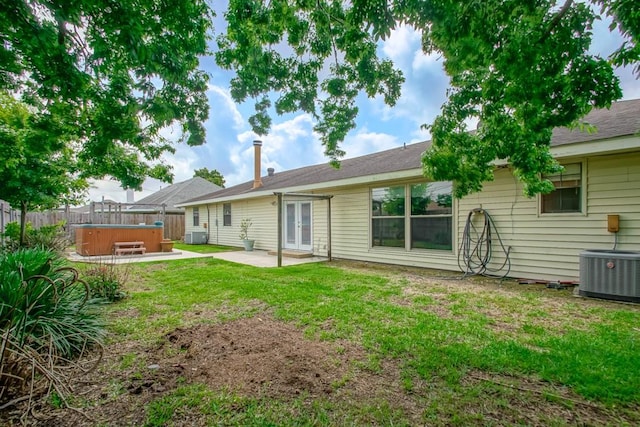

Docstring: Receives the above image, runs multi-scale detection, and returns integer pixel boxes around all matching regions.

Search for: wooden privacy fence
[24,202,185,241]
[1,200,19,238]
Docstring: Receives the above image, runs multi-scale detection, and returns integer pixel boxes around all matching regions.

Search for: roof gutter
[175,168,424,207]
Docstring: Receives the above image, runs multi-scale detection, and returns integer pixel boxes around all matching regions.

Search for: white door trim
[283,201,313,251]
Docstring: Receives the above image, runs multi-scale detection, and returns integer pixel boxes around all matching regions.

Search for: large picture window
[541,163,582,213]
[371,182,453,250]
[223,203,232,226]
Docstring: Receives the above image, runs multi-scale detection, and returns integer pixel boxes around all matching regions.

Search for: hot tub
[75,224,164,256]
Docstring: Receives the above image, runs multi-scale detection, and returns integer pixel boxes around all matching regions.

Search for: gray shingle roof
[186,99,640,204]
[551,99,640,146]
[132,177,222,211]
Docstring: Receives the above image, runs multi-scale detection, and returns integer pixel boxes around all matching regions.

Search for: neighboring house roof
[132,177,222,211]
[70,199,119,214]
[180,99,640,206]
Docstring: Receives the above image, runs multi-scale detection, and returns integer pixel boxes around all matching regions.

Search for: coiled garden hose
[458,208,512,278]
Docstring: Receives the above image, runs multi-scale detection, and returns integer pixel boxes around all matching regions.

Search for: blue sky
[89,11,640,203]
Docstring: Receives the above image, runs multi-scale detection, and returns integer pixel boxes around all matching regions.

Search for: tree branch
[540,0,574,43]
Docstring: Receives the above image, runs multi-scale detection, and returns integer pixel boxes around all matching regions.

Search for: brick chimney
[253,140,263,189]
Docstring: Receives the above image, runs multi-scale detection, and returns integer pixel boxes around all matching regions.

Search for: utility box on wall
[579,250,640,303]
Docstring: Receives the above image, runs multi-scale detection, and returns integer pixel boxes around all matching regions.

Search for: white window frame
[370,182,454,252]
[539,160,586,216]
[223,203,232,226]
[192,207,200,226]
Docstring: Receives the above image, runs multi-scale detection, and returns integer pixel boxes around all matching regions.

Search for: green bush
[0,221,30,252]
[0,248,105,407]
[27,222,70,253]
[1,221,70,254]
[83,262,128,302]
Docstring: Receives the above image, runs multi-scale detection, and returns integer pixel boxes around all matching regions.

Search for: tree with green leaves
[194,167,226,188]
[0,92,86,245]
[1,0,212,190]
[216,0,638,197]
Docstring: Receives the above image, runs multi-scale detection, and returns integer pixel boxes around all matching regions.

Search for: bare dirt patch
[5,314,423,426]
[155,315,358,399]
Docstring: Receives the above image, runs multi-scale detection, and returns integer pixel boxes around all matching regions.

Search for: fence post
[162,204,167,237]
[64,204,71,240]
[1,202,5,244]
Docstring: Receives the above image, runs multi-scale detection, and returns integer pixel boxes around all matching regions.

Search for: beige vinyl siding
[312,197,329,256]
[210,196,279,250]
[184,206,210,243]
[587,154,640,241]
[183,204,218,244]
[330,187,370,257]
[457,151,640,281]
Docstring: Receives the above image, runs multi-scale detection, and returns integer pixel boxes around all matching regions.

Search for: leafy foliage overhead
[194,167,226,188]
[217,0,638,197]
[0,0,213,189]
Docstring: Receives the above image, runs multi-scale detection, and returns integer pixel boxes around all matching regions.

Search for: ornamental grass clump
[0,248,105,413]
[83,260,129,302]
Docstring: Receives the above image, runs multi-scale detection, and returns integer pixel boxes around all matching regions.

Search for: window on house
[223,203,232,226]
[410,182,453,250]
[541,163,582,213]
[193,207,200,226]
[372,186,405,247]
[371,182,453,250]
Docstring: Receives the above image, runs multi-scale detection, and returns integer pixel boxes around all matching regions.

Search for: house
[177,100,640,282]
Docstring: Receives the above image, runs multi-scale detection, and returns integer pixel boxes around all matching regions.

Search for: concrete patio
[68,249,328,268]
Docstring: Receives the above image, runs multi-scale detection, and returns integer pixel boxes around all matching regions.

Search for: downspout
[216,204,219,245]
[206,205,211,244]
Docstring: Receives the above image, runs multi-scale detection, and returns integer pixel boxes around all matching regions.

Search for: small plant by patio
[239,218,255,251]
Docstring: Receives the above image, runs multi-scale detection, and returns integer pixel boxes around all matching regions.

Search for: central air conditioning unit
[579,249,640,303]
[184,232,208,244]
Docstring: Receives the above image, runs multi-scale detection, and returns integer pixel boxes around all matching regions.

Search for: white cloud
[223,114,323,186]
[86,177,162,204]
[162,147,200,182]
[343,129,400,158]
[412,50,441,72]
[207,84,245,129]
[617,66,640,99]
[382,25,421,65]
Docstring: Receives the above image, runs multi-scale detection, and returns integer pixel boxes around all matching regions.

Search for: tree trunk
[19,201,27,247]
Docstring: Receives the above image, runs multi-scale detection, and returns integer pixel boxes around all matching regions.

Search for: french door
[284,201,312,251]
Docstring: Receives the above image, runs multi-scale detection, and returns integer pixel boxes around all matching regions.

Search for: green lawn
[96,258,639,425]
